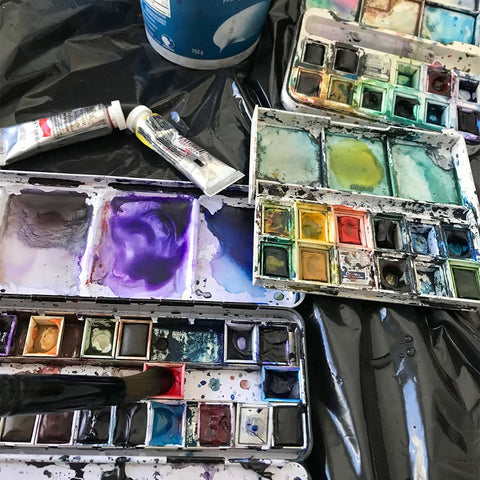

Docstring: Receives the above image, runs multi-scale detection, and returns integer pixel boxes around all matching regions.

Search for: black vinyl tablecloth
[0,1,479,479]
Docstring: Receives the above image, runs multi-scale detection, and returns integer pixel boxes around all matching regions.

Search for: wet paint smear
[421,6,475,45]
[149,402,185,447]
[36,412,73,444]
[0,314,16,356]
[452,267,480,299]
[151,318,223,363]
[257,125,320,185]
[198,403,232,447]
[90,195,197,298]
[113,403,147,447]
[76,407,111,444]
[203,205,263,297]
[0,191,92,295]
[326,135,390,196]
[390,143,460,204]
[0,414,36,442]
[273,406,303,447]
[260,326,289,363]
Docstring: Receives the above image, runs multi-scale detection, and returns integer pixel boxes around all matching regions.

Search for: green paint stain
[257,125,320,185]
[209,378,221,391]
[326,135,390,195]
[391,143,460,204]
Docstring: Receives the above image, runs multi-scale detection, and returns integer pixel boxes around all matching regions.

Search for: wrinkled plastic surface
[0,1,479,480]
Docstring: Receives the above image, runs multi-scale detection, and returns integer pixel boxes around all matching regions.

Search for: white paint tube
[0,101,127,166]
[127,106,244,196]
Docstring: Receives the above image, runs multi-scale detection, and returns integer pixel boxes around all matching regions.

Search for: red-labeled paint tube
[0,101,126,166]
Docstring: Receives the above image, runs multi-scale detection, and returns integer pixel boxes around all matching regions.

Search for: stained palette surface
[283,9,480,142]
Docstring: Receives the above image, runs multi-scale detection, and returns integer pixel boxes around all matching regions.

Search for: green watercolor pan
[250,107,480,310]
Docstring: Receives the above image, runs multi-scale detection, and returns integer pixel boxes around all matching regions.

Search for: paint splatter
[240,380,250,390]
[209,378,221,391]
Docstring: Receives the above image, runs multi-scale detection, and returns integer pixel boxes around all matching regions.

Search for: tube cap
[127,105,153,132]
[107,101,127,130]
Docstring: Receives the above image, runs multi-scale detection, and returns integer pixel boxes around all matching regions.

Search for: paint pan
[297,245,334,283]
[297,204,330,243]
[449,260,480,300]
[457,108,480,135]
[333,45,360,73]
[143,363,185,400]
[327,78,355,104]
[295,70,322,96]
[334,207,370,247]
[261,242,292,279]
[263,203,293,238]
[338,248,376,288]
[256,124,321,186]
[236,405,270,447]
[393,93,420,120]
[185,402,199,448]
[272,406,304,448]
[360,85,386,112]
[0,314,16,356]
[425,102,449,127]
[427,66,452,97]
[90,194,198,299]
[148,402,186,447]
[75,407,113,445]
[408,223,443,257]
[378,256,414,292]
[395,63,421,89]
[23,316,64,357]
[262,366,301,402]
[36,412,74,445]
[0,415,36,443]
[0,191,93,296]
[59,318,85,359]
[458,78,479,103]
[415,262,450,296]
[112,403,147,447]
[443,226,474,259]
[373,216,406,251]
[80,318,118,358]
[361,53,391,82]
[115,319,152,360]
[325,132,391,196]
[303,41,326,66]
[198,403,233,447]
[225,323,258,363]
[259,326,290,364]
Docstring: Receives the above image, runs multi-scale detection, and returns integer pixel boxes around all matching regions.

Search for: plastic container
[140,0,272,69]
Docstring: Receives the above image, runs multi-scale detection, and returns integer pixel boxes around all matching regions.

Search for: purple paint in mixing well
[90,195,198,298]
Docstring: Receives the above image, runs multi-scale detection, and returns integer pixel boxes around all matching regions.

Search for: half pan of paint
[262,366,301,402]
[272,406,304,448]
[236,405,270,446]
[116,319,152,360]
[415,262,450,296]
[23,316,64,357]
[378,257,414,292]
[198,403,233,447]
[144,362,185,400]
[113,403,148,447]
[148,402,186,447]
[225,323,258,363]
[80,318,118,358]
[0,415,36,443]
[259,326,290,364]
[75,407,112,445]
[449,261,480,300]
[36,412,74,445]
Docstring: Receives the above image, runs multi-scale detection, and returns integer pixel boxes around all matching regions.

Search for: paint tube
[127,106,244,196]
[0,101,127,166]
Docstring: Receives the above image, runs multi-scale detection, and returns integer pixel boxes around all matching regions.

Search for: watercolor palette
[283,9,480,143]
[0,171,300,307]
[250,107,480,309]
[305,1,480,47]
[0,301,310,467]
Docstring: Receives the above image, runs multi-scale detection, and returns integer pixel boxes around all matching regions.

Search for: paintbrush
[0,367,175,417]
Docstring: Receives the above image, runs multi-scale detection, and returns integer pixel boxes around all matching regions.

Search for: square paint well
[425,102,448,127]
[335,209,368,246]
[76,407,112,445]
[198,403,233,447]
[390,142,461,204]
[273,406,304,447]
[374,216,406,251]
[443,227,474,259]
[295,70,322,96]
[427,67,452,97]
[185,403,199,448]
[339,249,376,288]
[116,320,152,360]
[361,53,390,82]
[327,78,355,104]
[396,63,420,89]
[378,257,414,292]
[450,263,480,300]
[393,94,420,120]
[237,405,269,446]
[113,403,147,447]
[225,323,257,363]
[256,124,321,186]
[298,246,332,283]
[23,316,64,357]
[408,223,442,257]
[261,243,292,279]
[89,194,198,299]
[80,318,118,358]
[298,205,329,242]
[259,326,290,364]
[0,314,16,356]
[263,204,292,237]
[262,366,301,402]
[458,79,478,103]
[144,363,185,400]
[415,262,450,296]
[361,86,385,112]
[457,109,480,135]
[421,6,475,45]
[149,402,186,447]
[303,42,325,66]
[0,191,93,296]
[333,46,359,73]
[36,412,73,444]
[0,415,36,443]
[326,133,390,196]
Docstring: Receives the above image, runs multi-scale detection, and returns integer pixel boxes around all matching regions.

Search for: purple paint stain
[91,195,198,298]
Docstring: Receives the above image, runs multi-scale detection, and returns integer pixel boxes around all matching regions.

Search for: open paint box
[282,9,480,143]
[0,300,311,478]
[249,107,480,309]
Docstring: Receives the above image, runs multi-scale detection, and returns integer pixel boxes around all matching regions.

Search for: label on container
[141,0,270,61]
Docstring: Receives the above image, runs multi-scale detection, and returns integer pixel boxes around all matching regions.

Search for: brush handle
[0,374,126,416]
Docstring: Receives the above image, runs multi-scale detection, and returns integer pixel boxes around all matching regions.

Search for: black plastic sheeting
[0,1,479,480]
